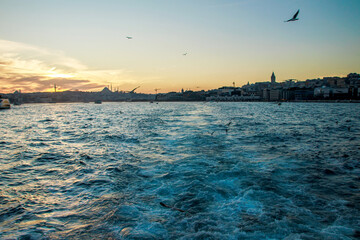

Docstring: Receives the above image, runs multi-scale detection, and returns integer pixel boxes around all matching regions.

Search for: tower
[271,72,276,84]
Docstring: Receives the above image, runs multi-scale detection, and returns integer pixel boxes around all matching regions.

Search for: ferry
[0,98,11,109]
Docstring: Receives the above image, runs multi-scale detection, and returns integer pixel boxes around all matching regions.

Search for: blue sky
[1,0,359,93]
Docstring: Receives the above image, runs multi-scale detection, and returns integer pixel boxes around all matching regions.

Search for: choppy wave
[1,102,359,239]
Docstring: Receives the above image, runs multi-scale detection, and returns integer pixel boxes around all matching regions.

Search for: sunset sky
[1,0,359,93]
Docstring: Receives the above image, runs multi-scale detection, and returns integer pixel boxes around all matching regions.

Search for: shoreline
[7,99,360,105]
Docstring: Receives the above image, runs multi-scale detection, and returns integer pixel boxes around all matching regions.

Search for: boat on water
[94,100,102,104]
[0,98,11,109]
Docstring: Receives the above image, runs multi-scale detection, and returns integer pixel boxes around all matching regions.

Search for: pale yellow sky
[0,0,359,93]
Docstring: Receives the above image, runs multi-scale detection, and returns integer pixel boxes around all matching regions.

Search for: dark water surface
[1,102,359,239]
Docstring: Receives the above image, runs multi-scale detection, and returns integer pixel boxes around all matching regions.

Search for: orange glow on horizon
[46,73,74,78]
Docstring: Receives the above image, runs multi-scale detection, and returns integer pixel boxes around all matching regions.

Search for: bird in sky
[285,9,300,22]
[183,53,187,56]
[126,36,133,39]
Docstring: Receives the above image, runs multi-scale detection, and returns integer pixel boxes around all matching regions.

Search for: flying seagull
[126,36,133,39]
[183,53,187,56]
[285,9,300,22]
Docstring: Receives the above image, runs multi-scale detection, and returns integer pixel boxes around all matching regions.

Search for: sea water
[0,102,359,239]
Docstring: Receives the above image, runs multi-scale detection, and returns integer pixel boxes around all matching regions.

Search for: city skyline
[1,0,360,93]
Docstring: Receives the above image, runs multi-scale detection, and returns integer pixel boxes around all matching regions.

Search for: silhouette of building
[271,72,276,85]
[3,72,359,103]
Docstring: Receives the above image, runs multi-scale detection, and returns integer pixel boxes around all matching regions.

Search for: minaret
[271,72,276,84]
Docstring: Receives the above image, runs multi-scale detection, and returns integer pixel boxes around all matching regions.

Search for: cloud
[0,39,136,93]
[0,39,87,72]
[0,74,105,93]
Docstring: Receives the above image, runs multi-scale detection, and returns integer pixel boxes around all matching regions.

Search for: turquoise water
[1,102,359,239]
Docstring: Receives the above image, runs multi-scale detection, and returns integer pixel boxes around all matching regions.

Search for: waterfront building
[282,79,297,88]
[294,88,315,100]
[263,89,270,101]
[217,86,239,96]
[269,89,281,101]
